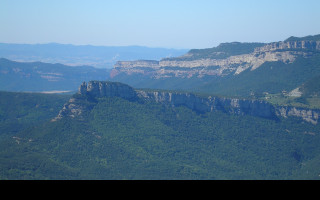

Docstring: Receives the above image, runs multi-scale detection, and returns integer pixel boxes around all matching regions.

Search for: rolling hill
[0,58,109,92]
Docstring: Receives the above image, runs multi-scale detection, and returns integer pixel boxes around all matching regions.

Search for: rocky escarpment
[53,81,137,120]
[54,81,320,124]
[136,90,275,118]
[255,40,320,52]
[78,81,137,100]
[113,60,160,69]
[111,39,320,79]
[276,106,320,125]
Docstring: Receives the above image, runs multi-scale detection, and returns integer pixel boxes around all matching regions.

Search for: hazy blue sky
[1,0,320,49]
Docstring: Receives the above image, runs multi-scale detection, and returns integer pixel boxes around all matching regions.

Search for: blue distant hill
[0,58,109,92]
[0,43,188,68]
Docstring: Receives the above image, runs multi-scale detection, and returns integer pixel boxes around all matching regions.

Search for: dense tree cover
[1,92,320,180]
[0,91,70,137]
[299,75,320,97]
[163,42,265,61]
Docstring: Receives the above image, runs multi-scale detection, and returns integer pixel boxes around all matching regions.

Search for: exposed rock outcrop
[78,81,137,100]
[53,81,137,121]
[276,106,320,125]
[254,40,320,52]
[111,40,319,79]
[54,81,320,124]
[52,97,87,121]
[114,60,160,68]
[136,90,275,118]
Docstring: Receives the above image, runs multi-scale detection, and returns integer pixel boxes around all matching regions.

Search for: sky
[1,0,320,49]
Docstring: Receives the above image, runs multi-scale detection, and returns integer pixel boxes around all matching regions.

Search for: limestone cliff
[78,81,137,100]
[52,96,87,121]
[136,90,275,119]
[276,106,320,125]
[254,40,320,52]
[114,60,160,68]
[111,39,319,79]
[54,81,320,124]
[53,81,137,120]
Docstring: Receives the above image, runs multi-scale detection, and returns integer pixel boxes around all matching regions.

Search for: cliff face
[114,60,160,68]
[54,81,320,124]
[276,106,320,125]
[111,40,319,79]
[79,81,137,100]
[136,90,275,118]
[52,96,86,121]
[255,40,320,52]
[53,81,137,121]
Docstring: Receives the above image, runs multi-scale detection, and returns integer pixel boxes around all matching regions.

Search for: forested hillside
[198,52,320,97]
[1,91,320,179]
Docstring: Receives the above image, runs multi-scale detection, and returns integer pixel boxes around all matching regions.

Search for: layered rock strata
[276,106,320,125]
[79,81,137,100]
[111,40,319,79]
[54,81,320,124]
[136,90,275,118]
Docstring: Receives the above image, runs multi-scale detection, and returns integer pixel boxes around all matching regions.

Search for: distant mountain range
[0,43,188,68]
[0,58,109,92]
